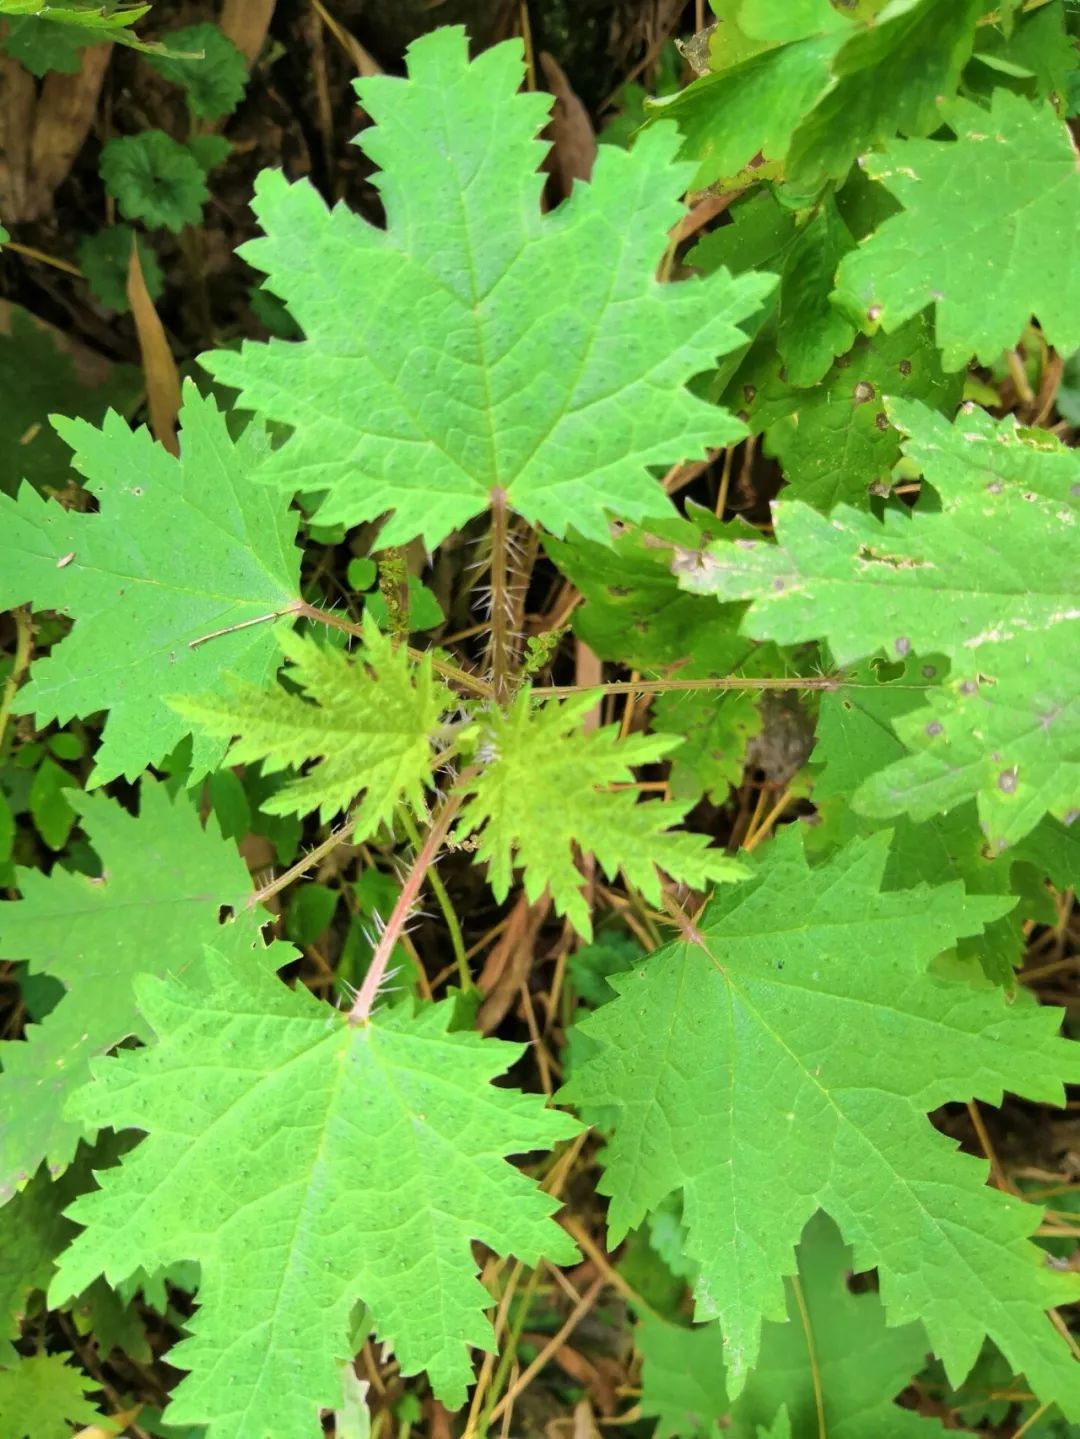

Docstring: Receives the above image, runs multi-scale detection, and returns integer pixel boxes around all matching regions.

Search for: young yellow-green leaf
[724,318,961,509]
[459,691,747,938]
[0,1352,102,1439]
[0,384,302,784]
[561,827,1080,1412]
[678,401,1080,846]
[51,952,581,1434]
[171,620,450,828]
[784,0,983,199]
[638,1214,932,1438]
[201,26,772,550]
[834,91,1080,368]
[0,782,284,1201]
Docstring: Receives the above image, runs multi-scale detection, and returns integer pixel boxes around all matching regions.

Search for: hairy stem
[348,768,478,1024]
[397,805,470,991]
[247,815,360,910]
[533,673,848,698]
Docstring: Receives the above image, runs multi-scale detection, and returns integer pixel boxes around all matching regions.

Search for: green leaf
[969,2,1078,106]
[172,621,448,829]
[678,401,1080,846]
[0,15,94,74]
[0,303,141,497]
[202,27,772,550]
[0,1166,76,1363]
[0,384,302,784]
[284,882,337,947]
[147,23,248,118]
[78,225,164,313]
[811,656,1075,984]
[834,91,1080,368]
[458,691,748,939]
[545,516,752,675]
[784,0,984,199]
[546,520,793,804]
[0,780,285,1199]
[51,952,581,1429]
[561,827,1080,1410]
[725,318,962,508]
[638,1214,931,1438]
[0,1352,102,1439]
[186,133,232,174]
[27,755,75,851]
[647,28,846,192]
[692,191,858,388]
[0,0,149,45]
[100,129,209,233]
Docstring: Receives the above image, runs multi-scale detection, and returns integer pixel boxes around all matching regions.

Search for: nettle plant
[2,8,1080,1438]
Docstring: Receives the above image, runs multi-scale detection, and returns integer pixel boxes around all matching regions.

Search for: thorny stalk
[348,767,479,1024]
[247,814,361,911]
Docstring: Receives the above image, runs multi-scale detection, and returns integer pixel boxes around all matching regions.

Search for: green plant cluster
[2,3,1080,1437]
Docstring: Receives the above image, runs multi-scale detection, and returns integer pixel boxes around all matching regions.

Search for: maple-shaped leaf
[0,1352,103,1439]
[458,691,748,938]
[0,383,302,784]
[562,827,1080,1411]
[638,1213,933,1438]
[200,26,772,551]
[721,318,962,509]
[834,91,1080,368]
[784,0,983,199]
[677,401,1080,847]
[0,781,284,1200]
[171,619,450,828]
[51,952,581,1434]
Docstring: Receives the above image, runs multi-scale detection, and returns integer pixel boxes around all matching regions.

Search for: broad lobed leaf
[0,781,284,1199]
[835,90,1080,368]
[201,26,772,550]
[677,401,1080,846]
[562,826,1080,1411]
[0,384,302,784]
[51,952,580,1436]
